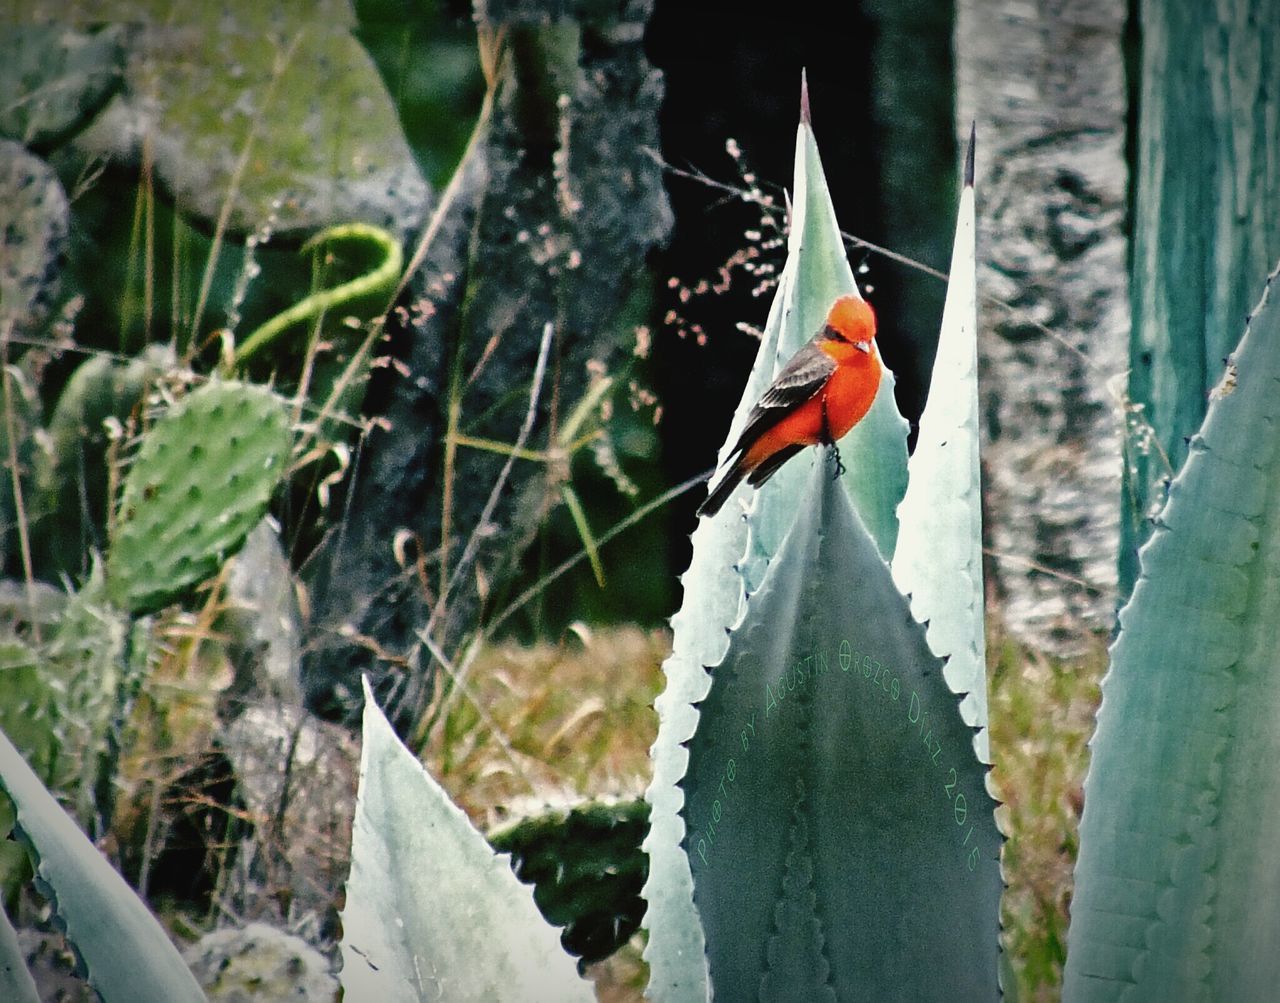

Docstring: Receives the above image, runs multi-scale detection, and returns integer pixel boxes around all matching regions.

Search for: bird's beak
[855,340,872,354]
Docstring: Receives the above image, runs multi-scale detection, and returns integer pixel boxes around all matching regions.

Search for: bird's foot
[827,443,846,479]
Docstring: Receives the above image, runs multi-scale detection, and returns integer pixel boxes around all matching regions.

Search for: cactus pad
[0,640,57,790]
[0,24,125,149]
[35,344,175,580]
[0,141,69,337]
[107,380,292,614]
[488,797,649,967]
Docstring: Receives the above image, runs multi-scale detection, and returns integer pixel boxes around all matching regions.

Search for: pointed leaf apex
[800,69,811,125]
[964,121,976,188]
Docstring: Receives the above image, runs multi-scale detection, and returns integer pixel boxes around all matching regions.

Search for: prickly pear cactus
[0,570,149,880]
[43,565,139,831]
[0,637,47,891]
[106,380,292,615]
[0,564,142,839]
[0,141,69,337]
[0,24,126,149]
[0,639,60,791]
[34,344,176,580]
[488,797,649,968]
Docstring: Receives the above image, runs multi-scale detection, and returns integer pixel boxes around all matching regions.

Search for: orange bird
[698,294,882,517]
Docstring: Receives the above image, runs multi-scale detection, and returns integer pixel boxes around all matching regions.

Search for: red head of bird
[820,294,877,354]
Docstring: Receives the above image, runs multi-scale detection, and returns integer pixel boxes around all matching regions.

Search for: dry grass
[422,625,668,829]
[102,594,1103,1003]
[420,624,668,1001]
[415,614,1108,1002]
[97,584,1102,1003]
[988,621,1107,1000]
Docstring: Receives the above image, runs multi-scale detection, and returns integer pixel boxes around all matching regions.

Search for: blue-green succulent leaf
[1065,262,1280,1001]
[0,728,206,1002]
[0,897,40,1003]
[340,677,592,1003]
[642,92,910,999]
[891,155,988,760]
[683,464,1001,1000]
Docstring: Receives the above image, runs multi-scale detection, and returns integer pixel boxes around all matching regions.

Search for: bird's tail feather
[697,463,748,518]
[698,443,806,518]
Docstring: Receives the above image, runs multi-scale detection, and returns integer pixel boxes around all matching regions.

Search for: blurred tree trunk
[301,0,670,730]
[1122,0,1280,595]
[955,0,1129,653]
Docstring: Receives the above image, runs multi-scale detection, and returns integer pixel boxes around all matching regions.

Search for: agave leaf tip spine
[964,121,976,188]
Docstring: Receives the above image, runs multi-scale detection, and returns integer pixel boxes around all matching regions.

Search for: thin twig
[483,469,712,639]
[392,61,499,310]
[137,776,165,899]
[142,134,156,344]
[416,627,538,795]
[418,319,552,739]
[446,434,551,462]
[1,320,40,645]
[414,629,482,749]
[982,547,1110,597]
[439,357,464,602]
[400,77,503,606]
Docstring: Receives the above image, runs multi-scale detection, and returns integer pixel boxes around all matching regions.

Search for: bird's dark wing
[730,341,836,454]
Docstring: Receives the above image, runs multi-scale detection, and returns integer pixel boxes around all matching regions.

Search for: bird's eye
[824,324,848,343]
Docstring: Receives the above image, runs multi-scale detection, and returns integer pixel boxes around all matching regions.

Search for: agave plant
[336,85,1002,1000]
[0,380,294,1000]
[0,79,1002,1001]
[1064,262,1280,1001]
[7,57,1279,1002]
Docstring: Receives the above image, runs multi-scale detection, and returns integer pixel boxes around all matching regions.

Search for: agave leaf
[0,906,37,1003]
[891,129,988,760]
[0,896,39,1003]
[340,677,592,1003]
[0,728,206,1003]
[740,90,910,587]
[642,83,909,1000]
[683,463,1001,999]
[640,504,740,998]
[1063,262,1280,1001]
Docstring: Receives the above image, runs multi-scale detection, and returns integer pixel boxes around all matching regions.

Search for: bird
[697,294,882,518]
